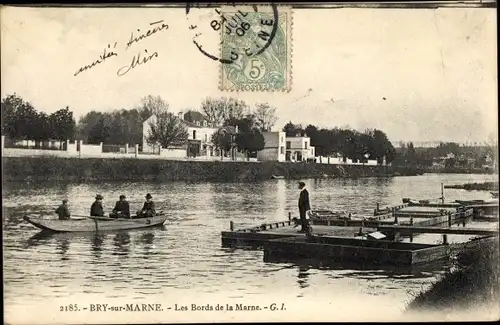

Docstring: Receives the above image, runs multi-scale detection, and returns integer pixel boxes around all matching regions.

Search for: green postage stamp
[219,5,292,92]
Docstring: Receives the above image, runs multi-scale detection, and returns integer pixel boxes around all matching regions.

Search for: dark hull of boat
[23,216,168,233]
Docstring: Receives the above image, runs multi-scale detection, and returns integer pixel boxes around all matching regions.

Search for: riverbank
[406,237,499,316]
[2,156,423,182]
[444,181,499,191]
[425,166,497,174]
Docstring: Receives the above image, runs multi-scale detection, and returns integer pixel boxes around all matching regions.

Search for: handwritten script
[73,20,168,77]
[73,43,118,77]
[126,20,169,49]
[117,50,159,76]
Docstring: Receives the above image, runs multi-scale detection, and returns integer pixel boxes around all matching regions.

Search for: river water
[2,173,498,322]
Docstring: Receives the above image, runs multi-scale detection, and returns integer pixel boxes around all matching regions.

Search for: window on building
[193,130,196,139]
[205,134,207,142]
[286,141,291,149]
[280,146,284,154]
[305,141,308,149]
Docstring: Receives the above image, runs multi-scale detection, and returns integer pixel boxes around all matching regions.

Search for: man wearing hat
[297,181,311,233]
[90,194,105,217]
[111,195,130,218]
[137,193,156,218]
[55,199,71,220]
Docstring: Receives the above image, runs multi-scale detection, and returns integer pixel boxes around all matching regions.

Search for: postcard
[1,2,498,324]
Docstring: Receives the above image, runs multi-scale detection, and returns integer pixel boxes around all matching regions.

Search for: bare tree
[145,96,188,148]
[140,95,169,116]
[201,97,247,126]
[254,102,278,131]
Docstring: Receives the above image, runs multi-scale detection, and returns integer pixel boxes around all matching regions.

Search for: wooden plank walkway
[236,224,373,237]
[377,225,498,236]
[465,203,498,208]
[396,206,456,214]
[221,221,376,247]
[373,203,408,216]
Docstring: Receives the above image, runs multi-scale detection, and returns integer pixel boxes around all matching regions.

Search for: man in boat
[297,181,311,233]
[136,193,156,218]
[90,194,105,217]
[55,199,71,220]
[110,195,130,218]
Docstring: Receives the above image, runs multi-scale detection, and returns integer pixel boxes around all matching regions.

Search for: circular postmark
[186,3,279,64]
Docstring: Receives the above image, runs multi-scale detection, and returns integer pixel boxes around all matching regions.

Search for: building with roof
[257,131,286,162]
[142,110,219,158]
[285,132,315,162]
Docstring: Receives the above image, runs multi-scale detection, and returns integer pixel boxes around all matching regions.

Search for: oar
[70,216,88,220]
[47,213,88,220]
[70,213,118,220]
[69,214,102,220]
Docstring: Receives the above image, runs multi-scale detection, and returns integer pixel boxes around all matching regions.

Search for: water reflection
[24,228,162,260]
[139,232,156,258]
[276,180,287,219]
[56,237,70,260]
[24,231,54,249]
[297,265,310,290]
[263,255,450,280]
[112,232,131,256]
[91,233,105,259]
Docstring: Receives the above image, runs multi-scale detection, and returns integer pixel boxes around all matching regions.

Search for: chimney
[178,111,184,120]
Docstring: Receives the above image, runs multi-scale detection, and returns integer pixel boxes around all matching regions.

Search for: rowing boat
[23,215,168,233]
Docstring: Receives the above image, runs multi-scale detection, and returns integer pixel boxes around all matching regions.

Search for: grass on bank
[406,237,499,313]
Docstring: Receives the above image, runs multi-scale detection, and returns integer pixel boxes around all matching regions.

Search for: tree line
[75,96,278,151]
[2,93,401,164]
[282,121,396,163]
[393,140,498,169]
[1,94,76,148]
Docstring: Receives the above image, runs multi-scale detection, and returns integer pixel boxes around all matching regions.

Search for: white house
[285,133,315,162]
[142,111,219,158]
[257,131,286,162]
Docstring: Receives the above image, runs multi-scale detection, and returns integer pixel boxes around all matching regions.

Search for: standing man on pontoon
[297,181,311,233]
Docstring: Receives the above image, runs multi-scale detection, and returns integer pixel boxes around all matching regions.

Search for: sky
[1,5,497,144]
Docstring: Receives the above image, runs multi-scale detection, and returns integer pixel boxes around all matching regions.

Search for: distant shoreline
[2,156,424,183]
[444,181,499,191]
[423,167,497,175]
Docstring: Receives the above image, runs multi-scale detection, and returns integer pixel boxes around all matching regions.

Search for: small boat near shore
[23,215,168,233]
[271,175,285,179]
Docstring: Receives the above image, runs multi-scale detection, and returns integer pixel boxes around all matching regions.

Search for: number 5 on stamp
[219,6,292,92]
